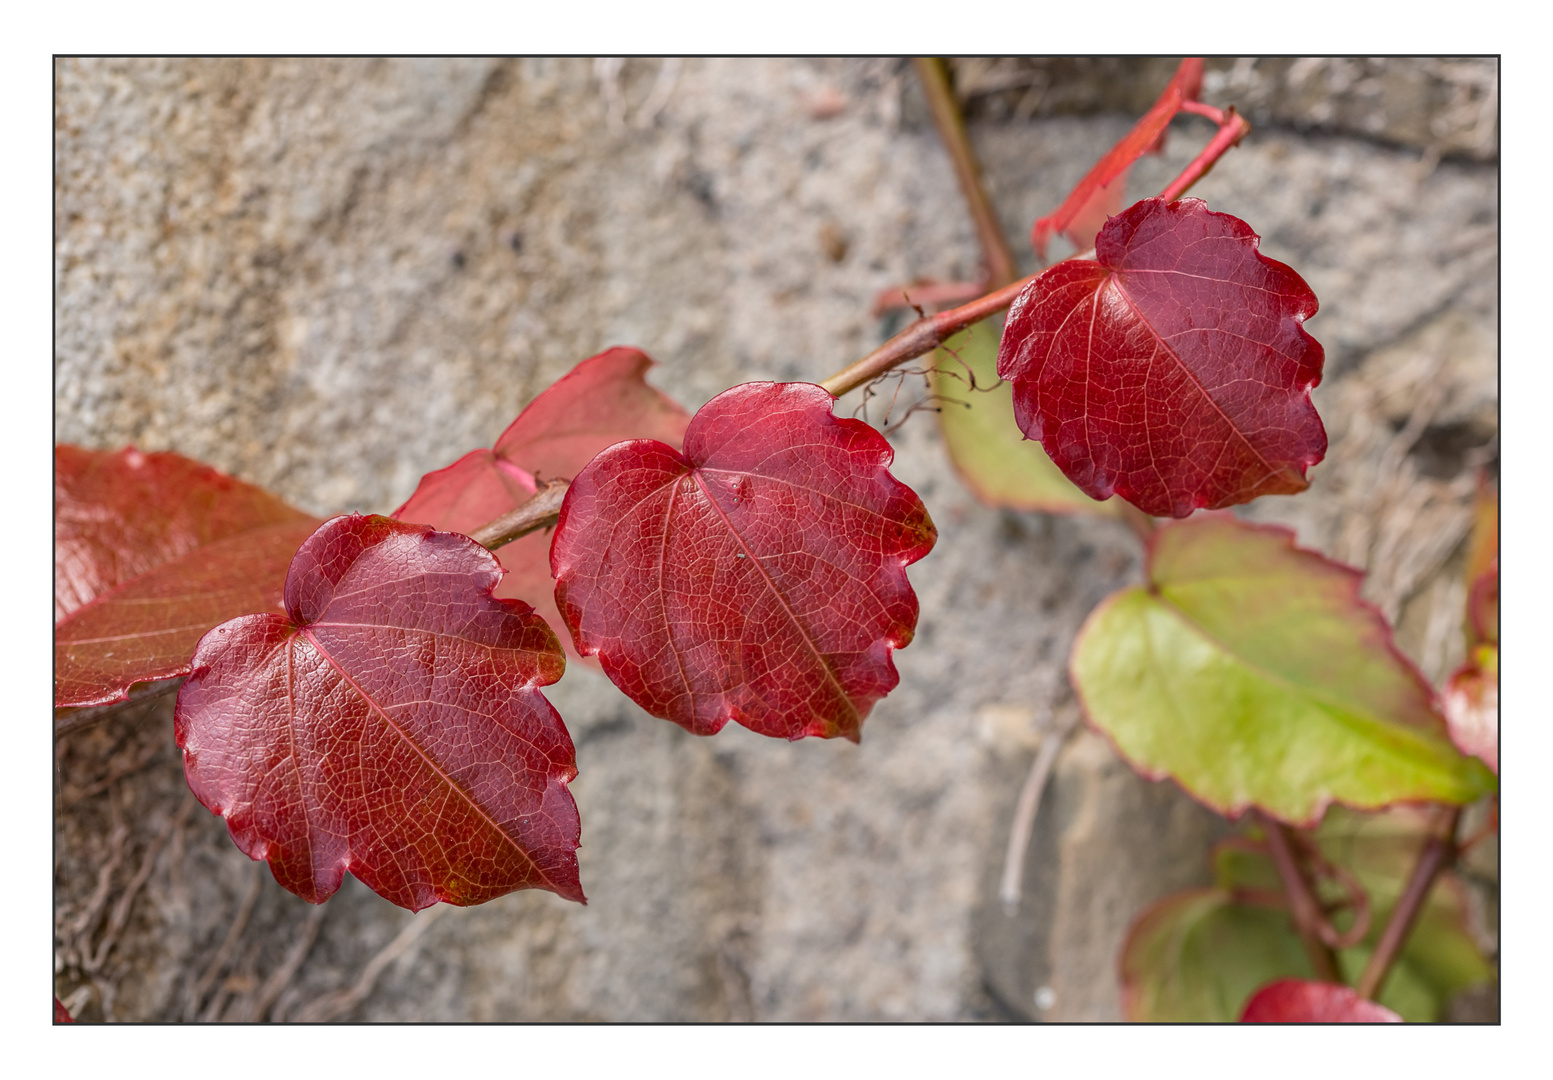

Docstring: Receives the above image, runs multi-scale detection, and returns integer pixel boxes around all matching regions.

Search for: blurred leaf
[55,445,322,708]
[1199,810,1496,1020]
[1121,889,1314,1022]
[1072,514,1496,824]
[1443,645,1498,774]
[931,320,1118,517]
[1240,979,1402,1022]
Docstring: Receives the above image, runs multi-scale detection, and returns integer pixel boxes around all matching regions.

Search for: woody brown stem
[467,479,569,551]
[819,274,1035,398]
[1356,807,1461,1000]
[914,57,1019,290]
[1262,814,1342,982]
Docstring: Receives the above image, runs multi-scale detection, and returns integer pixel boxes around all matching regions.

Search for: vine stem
[1157,106,1252,203]
[1261,813,1342,982]
[913,57,1019,291]
[1356,807,1462,1000]
[461,81,1258,549]
[465,479,569,550]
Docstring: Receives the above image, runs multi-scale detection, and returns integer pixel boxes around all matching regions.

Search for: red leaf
[1240,979,1403,1023]
[174,514,582,911]
[1030,58,1204,259]
[394,347,690,661]
[999,198,1327,518]
[55,997,74,1023]
[55,446,322,708]
[550,382,937,742]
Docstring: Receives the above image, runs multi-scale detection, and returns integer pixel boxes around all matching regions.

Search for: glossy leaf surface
[1072,515,1495,825]
[551,382,936,741]
[1031,58,1203,259]
[931,321,1119,517]
[55,445,321,708]
[1122,809,1492,1022]
[394,347,690,659]
[175,515,581,910]
[1239,980,1402,1022]
[1000,198,1327,518]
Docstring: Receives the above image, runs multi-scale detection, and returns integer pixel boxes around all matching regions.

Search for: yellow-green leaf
[1072,515,1496,824]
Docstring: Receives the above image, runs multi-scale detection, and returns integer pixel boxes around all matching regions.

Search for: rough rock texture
[55,57,1497,1022]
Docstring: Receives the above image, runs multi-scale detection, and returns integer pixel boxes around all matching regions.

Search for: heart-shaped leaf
[174,514,581,911]
[394,347,690,661]
[1071,514,1495,825]
[931,321,1120,517]
[999,198,1327,518]
[550,381,937,741]
[1239,980,1402,1022]
[55,445,322,708]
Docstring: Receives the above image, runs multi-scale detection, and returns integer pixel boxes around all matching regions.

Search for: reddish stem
[1262,815,1342,982]
[1031,57,1204,258]
[1156,107,1253,203]
[1356,808,1462,1000]
[819,274,1035,398]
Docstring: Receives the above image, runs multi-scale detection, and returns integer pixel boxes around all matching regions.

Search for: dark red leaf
[394,347,690,661]
[55,446,322,708]
[55,997,74,1023]
[999,198,1326,518]
[1030,58,1204,259]
[1239,979,1403,1023]
[174,514,581,911]
[550,382,937,742]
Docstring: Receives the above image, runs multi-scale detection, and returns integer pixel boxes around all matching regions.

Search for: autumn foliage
[55,58,1496,1024]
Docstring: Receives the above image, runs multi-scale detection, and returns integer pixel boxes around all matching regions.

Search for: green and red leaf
[55,446,322,708]
[1071,514,1495,825]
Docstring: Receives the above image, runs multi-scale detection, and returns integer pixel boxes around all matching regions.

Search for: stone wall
[55,57,1497,1022]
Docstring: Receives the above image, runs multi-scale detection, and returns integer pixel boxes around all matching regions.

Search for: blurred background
[54,57,1497,1022]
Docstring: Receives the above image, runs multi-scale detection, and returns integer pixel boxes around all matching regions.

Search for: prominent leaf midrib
[691,470,859,730]
[1102,275,1281,483]
[1142,590,1468,781]
[297,625,554,893]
